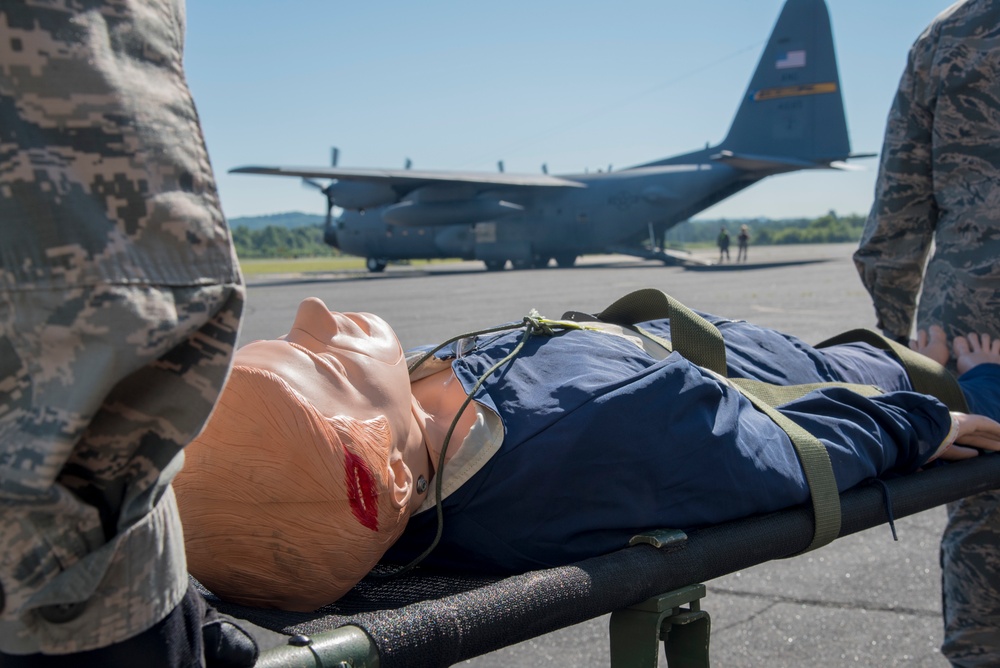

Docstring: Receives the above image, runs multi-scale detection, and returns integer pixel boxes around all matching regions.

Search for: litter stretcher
[198,453,1000,667]
[195,290,1000,666]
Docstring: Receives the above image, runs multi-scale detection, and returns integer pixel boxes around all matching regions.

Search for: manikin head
[174,297,428,611]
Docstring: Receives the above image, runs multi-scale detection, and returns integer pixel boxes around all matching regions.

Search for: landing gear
[484,259,506,272]
[554,254,578,268]
[366,257,387,273]
[509,255,550,270]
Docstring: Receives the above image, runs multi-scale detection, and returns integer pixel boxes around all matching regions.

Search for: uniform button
[38,601,86,623]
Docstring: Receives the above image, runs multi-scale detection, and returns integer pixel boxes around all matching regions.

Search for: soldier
[737,224,750,263]
[853,1,1000,665]
[1,2,251,665]
[717,226,731,263]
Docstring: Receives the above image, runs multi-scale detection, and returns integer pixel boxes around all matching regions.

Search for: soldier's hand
[0,584,258,668]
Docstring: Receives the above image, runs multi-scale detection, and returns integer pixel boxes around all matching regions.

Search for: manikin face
[176,297,428,610]
[237,296,415,436]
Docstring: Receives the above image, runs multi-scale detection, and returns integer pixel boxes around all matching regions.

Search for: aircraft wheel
[484,259,506,272]
[510,258,532,270]
[554,254,577,268]
[366,257,388,273]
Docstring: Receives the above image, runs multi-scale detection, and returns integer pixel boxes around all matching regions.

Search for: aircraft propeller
[299,147,341,246]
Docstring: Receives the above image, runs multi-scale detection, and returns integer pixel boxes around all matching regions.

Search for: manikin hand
[931,412,1000,461]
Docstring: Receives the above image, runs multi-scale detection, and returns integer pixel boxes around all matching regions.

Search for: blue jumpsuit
[388,314,1000,573]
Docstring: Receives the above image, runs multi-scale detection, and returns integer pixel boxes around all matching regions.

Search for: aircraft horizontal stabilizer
[710,150,844,173]
[827,160,865,171]
[230,165,586,189]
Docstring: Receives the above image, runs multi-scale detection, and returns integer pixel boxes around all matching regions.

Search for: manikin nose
[291,297,340,339]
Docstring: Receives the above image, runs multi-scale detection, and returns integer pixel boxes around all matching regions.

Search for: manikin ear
[389,452,413,510]
[327,412,410,510]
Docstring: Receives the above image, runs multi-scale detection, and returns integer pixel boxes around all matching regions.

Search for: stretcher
[197,452,1000,667]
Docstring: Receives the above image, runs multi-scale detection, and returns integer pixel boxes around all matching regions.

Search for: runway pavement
[242,243,954,667]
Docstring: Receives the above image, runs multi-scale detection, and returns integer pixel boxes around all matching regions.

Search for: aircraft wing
[230,165,586,189]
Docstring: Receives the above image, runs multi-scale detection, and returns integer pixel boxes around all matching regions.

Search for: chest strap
[594,288,950,554]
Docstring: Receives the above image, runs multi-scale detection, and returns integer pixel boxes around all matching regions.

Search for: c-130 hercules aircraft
[233,0,869,272]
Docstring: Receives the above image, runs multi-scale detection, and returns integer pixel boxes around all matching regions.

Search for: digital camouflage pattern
[854,1,1000,665]
[0,0,243,655]
[854,0,1000,344]
[942,489,1000,667]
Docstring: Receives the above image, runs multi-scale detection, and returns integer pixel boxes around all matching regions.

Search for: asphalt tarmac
[242,243,953,667]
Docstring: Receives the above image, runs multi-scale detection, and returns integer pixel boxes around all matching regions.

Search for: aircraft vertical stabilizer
[720,0,849,164]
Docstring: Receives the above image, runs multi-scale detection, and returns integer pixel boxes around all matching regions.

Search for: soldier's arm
[854,27,939,340]
[0,1,244,659]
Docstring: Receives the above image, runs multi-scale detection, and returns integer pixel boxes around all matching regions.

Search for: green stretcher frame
[229,453,1000,668]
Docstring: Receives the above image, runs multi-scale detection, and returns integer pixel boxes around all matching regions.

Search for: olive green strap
[598,289,843,552]
[732,387,842,550]
[729,378,884,552]
[816,329,969,413]
[728,379,891,551]
[729,379,884,404]
[633,325,673,357]
[598,288,727,376]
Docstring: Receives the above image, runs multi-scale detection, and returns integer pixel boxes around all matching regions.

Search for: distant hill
[228,211,324,231]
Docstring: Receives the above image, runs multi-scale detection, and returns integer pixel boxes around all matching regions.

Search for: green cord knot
[523,314,557,337]
[524,309,587,337]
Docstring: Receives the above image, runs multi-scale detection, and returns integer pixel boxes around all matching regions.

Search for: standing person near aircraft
[717,227,732,263]
[853,1,1000,664]
[232,0,868,273]
[738,224,751,262]
[0,2,253,665]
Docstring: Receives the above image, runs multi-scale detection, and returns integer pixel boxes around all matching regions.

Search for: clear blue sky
[184,0,952,221]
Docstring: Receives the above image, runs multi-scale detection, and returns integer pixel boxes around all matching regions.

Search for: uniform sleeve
[853,26,940,340]
[956,364,1000,425]
[775,386,952,490]
[0,2,243,655]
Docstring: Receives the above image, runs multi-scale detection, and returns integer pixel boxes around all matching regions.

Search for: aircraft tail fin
[720,0,850,166]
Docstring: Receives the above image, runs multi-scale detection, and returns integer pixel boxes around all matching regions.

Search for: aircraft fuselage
[333,156,757,269]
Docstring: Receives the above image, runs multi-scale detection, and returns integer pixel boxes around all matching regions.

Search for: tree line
[665,211,866,247]
[231,210,867,259]
[231,224,339,259]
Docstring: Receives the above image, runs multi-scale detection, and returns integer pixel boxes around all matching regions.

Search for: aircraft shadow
[682,258,831,272]
[245,257,832,288]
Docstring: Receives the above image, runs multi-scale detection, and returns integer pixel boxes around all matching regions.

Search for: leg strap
[817,329,968,412]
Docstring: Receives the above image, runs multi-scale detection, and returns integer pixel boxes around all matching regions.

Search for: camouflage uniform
[853,1,1000,665]
[0,0,243,656]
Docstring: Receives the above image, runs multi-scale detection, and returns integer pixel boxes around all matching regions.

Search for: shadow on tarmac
[247,256,833,288]
[683,258,831,272]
